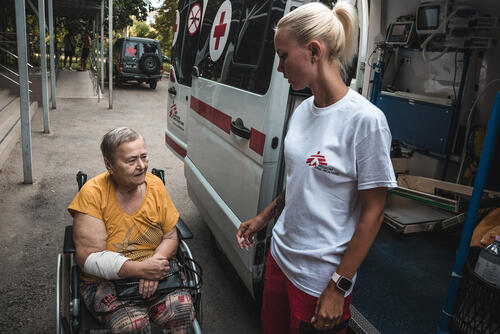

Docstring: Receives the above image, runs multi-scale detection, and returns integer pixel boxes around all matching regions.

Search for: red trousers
[261,254,352,334]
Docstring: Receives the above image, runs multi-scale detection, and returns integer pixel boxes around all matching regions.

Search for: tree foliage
[151,0,177,57]
[112,0,152,32]
[131,19,157,39]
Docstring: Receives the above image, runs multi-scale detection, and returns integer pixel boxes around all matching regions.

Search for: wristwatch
[331,272,353,294]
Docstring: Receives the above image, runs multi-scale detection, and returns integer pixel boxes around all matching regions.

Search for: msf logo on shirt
[306,151,327,166]
[306,151,339,175]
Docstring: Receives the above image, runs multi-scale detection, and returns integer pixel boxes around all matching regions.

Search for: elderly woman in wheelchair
[62,127,198,334]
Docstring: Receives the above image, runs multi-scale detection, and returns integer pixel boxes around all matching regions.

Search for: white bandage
[83,251,130,280]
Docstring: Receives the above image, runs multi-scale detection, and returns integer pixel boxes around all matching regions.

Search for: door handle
[192,66,199,78]
[168,87,177,96]
[230,118,251,139]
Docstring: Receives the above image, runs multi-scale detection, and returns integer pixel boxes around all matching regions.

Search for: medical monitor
[386,22,414,45]
[416,1,448,34]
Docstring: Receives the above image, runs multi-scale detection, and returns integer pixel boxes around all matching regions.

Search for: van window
[196,0,286,95]
[124,41,138,58]
[141,42,160,56]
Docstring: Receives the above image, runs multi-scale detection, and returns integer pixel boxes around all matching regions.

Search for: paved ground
[55,71,99,99]
[0,76,261,333]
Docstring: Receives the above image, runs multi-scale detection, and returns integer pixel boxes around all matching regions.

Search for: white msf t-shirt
[270,88,397,298]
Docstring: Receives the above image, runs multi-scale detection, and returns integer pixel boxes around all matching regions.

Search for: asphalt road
[0,77,261,333]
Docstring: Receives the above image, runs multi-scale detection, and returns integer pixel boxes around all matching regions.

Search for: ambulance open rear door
[166,0,206,159]
[184,0,291,297]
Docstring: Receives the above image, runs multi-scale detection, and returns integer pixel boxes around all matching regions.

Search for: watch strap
[331,272,341,284]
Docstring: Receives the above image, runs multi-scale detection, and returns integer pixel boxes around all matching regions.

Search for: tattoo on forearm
[271,189,286,219]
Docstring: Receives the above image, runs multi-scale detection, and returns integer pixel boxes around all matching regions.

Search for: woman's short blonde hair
[276,1,358,77]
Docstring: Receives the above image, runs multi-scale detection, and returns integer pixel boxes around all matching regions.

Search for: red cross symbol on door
[173,22,178,39]
[125,45,136,56]
[213,12,227,50]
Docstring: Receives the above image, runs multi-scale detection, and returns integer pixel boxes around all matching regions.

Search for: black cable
[366,48,377,68]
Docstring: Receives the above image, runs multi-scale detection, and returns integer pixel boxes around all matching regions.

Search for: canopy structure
[52,0,101,17]
[8,0,113,184]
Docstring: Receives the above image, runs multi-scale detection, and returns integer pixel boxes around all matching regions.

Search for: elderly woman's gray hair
[100,127,143,162]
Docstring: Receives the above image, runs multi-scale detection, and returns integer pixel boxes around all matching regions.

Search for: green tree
[131,19,157,39]
[151,0,177,57]
[112,0,152,32]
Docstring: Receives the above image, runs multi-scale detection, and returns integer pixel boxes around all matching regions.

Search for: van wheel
[140,53,160,75]
[149,80,157,89]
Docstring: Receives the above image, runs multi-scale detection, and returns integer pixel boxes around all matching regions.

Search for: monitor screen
[392,24,406,37]
[417,5,440,30]
[387,23,411,43]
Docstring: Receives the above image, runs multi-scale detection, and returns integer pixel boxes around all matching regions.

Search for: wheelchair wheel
[56,253,72,334]
[180,240,203,326]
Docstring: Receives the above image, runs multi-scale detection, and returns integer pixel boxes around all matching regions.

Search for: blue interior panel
[376,93,455,154]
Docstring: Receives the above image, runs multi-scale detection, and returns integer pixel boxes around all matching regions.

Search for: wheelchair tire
[195,294,203,326]
[179,240,203,327]
[57,254,72,334]
[60,317,71,334]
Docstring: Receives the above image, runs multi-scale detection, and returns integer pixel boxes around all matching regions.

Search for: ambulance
[165,0,500,332]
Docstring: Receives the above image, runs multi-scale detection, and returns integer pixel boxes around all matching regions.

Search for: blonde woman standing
[236,1,397,333]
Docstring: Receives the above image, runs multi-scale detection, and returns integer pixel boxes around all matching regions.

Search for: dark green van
[113,37,163,89]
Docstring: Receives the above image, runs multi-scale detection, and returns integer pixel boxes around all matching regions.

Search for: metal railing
[0,46,34,93]
[0,32,34,66]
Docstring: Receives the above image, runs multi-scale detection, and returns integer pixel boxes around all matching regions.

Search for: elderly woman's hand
[139,279,159,299]
[139,253,170,280]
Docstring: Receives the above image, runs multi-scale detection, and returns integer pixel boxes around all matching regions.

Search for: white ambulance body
[166,0,500,332]
[167,0,369,296]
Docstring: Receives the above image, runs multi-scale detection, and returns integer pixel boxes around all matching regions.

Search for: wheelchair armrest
[176,217,193,240]
[64,225,76,253]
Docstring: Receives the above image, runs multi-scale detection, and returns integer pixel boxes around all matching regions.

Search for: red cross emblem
[209,1,231,61]
[125,45,136,56]
[213,11,227,50]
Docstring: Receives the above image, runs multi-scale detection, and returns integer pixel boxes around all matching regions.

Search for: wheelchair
[56,169,202,334]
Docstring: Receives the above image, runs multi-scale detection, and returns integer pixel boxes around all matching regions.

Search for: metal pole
[38,0,50,133]
[93,16,99,102]
[437,91,500,333]
[48,0,56,109]
[108,0,113,109]
[100,0,104,93]
[15,0,33,184]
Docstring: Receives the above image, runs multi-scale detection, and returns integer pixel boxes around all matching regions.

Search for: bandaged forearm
[83,251,130,280]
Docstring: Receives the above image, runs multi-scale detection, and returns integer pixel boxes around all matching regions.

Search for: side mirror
[162,56,170,63]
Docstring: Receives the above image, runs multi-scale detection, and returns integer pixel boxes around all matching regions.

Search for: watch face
[338,277,352,291]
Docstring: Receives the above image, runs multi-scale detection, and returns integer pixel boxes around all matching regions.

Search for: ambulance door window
[196,0,242,82]
[196,0,285,95]
[180,1,204,86]
[228,0,285,94]
[171,0,190,85]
